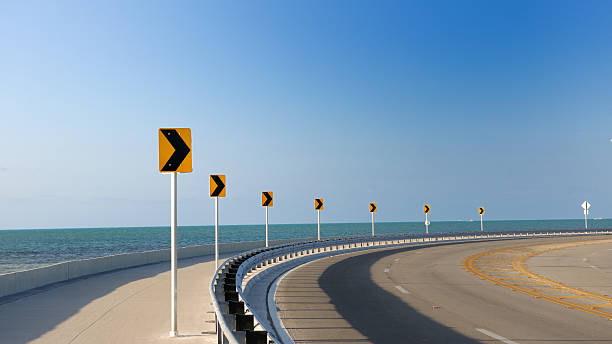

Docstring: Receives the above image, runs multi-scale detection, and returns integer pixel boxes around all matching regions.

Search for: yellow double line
[464,239,612,320]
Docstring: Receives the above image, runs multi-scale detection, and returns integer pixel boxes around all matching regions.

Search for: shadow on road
[0,254,215,344]
[318,245,479,344]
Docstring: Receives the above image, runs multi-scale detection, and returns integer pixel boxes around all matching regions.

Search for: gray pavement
[276,237,612,343]
[0,253,233,344]
[527,242,612,297]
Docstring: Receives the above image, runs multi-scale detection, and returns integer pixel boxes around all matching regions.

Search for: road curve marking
[395,285,410,294]
[464,239,612,320]
[476,328,519,344]
[384,268,390,273]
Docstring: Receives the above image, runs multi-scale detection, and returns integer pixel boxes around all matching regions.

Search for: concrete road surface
[276,236,612,343]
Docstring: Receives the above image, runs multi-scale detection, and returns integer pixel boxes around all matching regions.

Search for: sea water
[1,219,610,274]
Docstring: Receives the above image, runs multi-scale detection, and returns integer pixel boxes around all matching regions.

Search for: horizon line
[1,217,608,231]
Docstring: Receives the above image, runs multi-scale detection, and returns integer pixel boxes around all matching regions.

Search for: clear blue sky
[1,1,612,229]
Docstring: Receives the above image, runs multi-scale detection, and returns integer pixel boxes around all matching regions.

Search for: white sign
[581,201,591,210]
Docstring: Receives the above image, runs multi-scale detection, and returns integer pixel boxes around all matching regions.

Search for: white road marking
[582,257,599,269]
[395,285,410,294]
[394,258,400,262]
[384,268,390,273]
[476,328,519,344]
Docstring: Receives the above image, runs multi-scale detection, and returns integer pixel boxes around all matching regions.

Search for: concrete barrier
[0,238,310,299]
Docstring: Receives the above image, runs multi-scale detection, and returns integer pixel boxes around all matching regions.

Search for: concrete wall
[0,238,310,299]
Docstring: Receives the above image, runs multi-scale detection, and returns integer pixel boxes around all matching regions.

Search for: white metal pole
[425,213,429,234]
[480,214,483,232]
[317,210,321,240]
[371,212,375,236]
[170,172,178,337]
[585,211,588,230]
[215,196,219,269]
[265,206,269,247]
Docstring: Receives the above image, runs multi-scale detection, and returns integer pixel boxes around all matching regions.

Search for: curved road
[275,236,612,343]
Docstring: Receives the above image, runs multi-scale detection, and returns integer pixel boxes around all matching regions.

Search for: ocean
[1,219,610,274]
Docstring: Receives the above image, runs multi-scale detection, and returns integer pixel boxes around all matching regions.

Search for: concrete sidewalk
[0,254,227,344]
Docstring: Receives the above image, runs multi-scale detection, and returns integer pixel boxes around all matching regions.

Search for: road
[276,236,612,343]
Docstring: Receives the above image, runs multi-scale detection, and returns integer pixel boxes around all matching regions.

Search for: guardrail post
[235,314,254,331]
[245,331,268,344]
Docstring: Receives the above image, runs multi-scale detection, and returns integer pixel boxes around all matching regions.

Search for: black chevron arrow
[211,175,225,197]
[370,203,376,212]
[263,192,272,206]
[315,199,323,210]
[160,129,190,172]
[424,205,430,213]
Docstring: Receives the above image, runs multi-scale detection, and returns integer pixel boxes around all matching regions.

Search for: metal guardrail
[210,229,612,344]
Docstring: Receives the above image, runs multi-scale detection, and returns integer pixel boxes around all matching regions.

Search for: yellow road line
[593,304,612,308]
[497,277,532,280]
[464,238,612,320]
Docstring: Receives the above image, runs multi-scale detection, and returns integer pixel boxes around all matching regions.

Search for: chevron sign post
[479,207,485,232]
[262,192,273,247]
[424,205,431,234]
[370,203,377,236]
[158,128,192,338]
[315,198,324,240]
[210,175,227,269]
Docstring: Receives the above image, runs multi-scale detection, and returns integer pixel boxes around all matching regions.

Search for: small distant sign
[315,198,324,210]
[479,207,485,215]
[262,192,273,207]
[581,201,591,210]
[369,203,377,213]
[424,205,430,214]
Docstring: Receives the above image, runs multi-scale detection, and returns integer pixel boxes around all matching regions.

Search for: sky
[1,1,612,229]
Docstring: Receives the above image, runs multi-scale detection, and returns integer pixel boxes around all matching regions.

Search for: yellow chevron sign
[210,175,226,197]
[479,207,485,215]
[369,203,377,213]
[158,128,192,173]
[262,192,273,207]
[315,198,324,210]
[424,205,430,214]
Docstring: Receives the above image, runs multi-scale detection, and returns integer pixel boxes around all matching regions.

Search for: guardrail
[210,229,612,344]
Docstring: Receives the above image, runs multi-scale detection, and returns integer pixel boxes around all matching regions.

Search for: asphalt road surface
[276,236,612,344]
